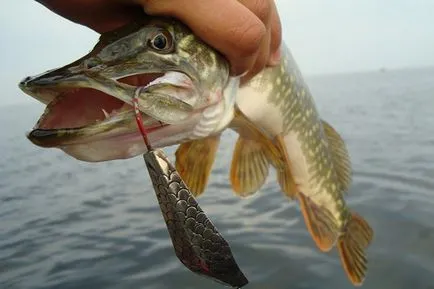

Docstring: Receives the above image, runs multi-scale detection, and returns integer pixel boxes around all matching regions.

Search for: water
[2,67,434,289]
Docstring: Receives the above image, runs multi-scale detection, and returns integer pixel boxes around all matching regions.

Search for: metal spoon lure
[132,89,249,288]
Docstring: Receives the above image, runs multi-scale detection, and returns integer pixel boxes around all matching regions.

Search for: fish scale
[273,50,348,221]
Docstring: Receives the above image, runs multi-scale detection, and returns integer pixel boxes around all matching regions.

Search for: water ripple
[3,69,434,288]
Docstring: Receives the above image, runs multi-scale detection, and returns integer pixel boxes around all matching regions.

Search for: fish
[143,149,248,288]
[19,16,373,286]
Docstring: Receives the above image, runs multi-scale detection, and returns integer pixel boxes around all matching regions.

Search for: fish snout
[19,76,32,86]
[19,68,68,90]
[18,76,32,92]
[18,75,45,93]
[19,66,91,94]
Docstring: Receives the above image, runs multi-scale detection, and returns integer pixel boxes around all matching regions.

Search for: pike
[19,16,373,286]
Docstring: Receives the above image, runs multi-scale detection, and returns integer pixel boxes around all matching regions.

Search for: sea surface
[1,67,434,289]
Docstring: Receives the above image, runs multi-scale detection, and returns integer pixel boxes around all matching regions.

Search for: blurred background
[1,1,434,288]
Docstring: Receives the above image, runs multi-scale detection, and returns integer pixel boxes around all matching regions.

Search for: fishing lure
[133,90,248,288]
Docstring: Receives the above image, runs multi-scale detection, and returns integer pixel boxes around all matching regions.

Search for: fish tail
[337,212,373,286]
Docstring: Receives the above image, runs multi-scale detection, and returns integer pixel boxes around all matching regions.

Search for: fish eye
[152,34,166,49]
[148,30,173,52]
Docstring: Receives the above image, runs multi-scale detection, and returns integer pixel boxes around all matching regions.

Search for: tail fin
[337,212,373,286]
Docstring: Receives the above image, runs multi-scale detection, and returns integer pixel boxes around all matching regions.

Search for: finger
[36,0,143,33]
[88,4,144,33]
[238,0,272,25]
[267,1,282,65]
[241,26,271,84]
[238,0,273,83]
[141,0,266,76]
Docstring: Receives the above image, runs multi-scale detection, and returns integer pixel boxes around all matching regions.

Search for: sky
[1,0,434,107]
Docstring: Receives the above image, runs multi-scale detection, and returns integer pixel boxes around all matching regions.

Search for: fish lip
[19,67,198,109]
[25,123,169,148]
[19,68,93,105]
[25,105,170,148]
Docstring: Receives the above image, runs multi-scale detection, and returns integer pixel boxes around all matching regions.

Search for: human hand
[36,0,282,84]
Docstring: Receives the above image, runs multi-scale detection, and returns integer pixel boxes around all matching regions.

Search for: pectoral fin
[322,120,352,192]
[175,134,221,197]
[337,212,373,286]
[230,137,270,197]
[298,193,339,252]
[273,134,299,199]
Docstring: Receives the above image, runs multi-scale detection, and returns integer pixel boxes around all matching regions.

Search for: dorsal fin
[321,120,352,193]
[175,134,221,197]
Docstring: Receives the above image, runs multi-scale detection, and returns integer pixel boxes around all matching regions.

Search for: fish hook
[133,86,152,151]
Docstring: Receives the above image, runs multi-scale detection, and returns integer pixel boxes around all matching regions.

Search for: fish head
[19,17,236,162]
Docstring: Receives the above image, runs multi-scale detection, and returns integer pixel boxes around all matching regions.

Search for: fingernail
[229,55,256,77]
[267,46,282,66]
[230,65,249,77]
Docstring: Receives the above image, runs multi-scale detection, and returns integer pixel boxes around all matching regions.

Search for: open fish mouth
[23,73,168,148]
[18,71,201,162]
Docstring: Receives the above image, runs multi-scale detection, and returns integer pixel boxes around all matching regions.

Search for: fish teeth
[102,109,110,119]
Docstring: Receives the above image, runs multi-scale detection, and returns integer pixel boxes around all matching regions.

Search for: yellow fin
[337,212,374,286]
[322,120,352,192]
[230,137,270,197]
[297,193,339,252]
[175,134,221,197]
[273,134,299,199]
[231,108,284,170]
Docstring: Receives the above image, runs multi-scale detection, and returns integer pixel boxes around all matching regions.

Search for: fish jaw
[58,115,203,162]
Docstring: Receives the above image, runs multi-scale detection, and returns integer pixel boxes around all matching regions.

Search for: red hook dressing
[132,89,152,151]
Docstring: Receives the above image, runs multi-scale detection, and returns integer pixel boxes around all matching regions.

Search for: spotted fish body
[237,45,349,227]
[177,44,374,285]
